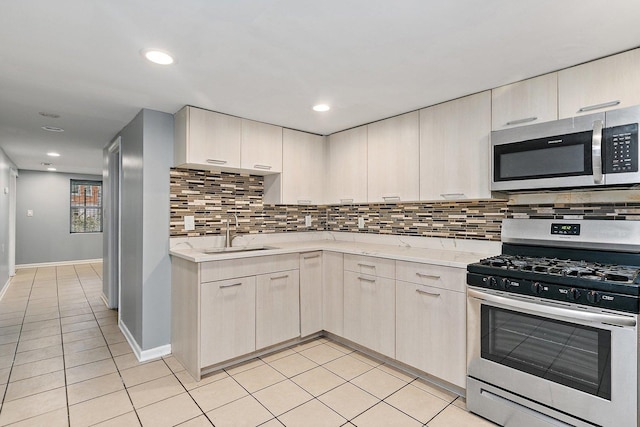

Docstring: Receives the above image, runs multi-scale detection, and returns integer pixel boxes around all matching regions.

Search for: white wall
[0,148,17,292]
[15,170,103,265]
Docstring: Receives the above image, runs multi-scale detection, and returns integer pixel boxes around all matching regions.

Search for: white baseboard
[119,320,171,362]
[16,258,103,269]
[0,278,10,302]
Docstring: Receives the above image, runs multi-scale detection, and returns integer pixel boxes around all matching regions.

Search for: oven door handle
[468,288,636,327]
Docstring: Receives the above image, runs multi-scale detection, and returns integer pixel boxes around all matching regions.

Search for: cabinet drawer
[396,261,465,292]
[344,254,395,279]
[200,253,299,283]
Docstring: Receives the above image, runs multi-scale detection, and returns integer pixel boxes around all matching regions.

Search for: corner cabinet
[275,129,325,205]
[322,252,344,336]
[559,48,640,118]
[300,252,323,337]
[174,106,242,169]
[326,126,368,204]
[367,112,420,203]
[419,91,491,201]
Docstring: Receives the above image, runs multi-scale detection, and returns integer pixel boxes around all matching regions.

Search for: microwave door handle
[592,119,604,184]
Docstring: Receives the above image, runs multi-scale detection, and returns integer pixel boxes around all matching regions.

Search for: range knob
[587,291,601,304]
[487,276,498,288]
[499,278,511,290]
[567,288,581,301]
[531,282,544,295]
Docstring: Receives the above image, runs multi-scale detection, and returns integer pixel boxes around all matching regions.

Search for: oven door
[467,287,638,427]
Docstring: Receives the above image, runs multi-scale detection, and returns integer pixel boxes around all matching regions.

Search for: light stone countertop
[169,232,501,269]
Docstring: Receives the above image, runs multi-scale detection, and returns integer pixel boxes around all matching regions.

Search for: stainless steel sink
[202,245,278,254]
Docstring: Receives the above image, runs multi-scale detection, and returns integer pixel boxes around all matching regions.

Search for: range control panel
[605,123,638,174]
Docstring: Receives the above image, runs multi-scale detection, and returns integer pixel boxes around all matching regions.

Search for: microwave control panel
[604,123,638,174]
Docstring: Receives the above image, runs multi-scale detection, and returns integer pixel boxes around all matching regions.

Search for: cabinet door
[300,252,323,337]
[281,129,325,204]
[185,107,242,167]
[395,280,466,387]
[201,276,256,367]
[343,271,395,358]
[322,252,344,336]
[256,269,300,349]
[326,126,368,204]
[492,73,558,130]
[420,91,491,200]
[367,112,419,202]
[241,119,283,173]
[559,48,640,118]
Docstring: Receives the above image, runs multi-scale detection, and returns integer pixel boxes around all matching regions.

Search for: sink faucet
[225,213,239,248]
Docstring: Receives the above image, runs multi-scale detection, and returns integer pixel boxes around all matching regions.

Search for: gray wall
[110,109,173,352]
[15,170,103,265]
[0,148,17,289]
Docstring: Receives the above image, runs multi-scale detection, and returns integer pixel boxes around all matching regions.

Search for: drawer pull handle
[505,116,537,126]
[206,159,227,165]
[382,196,400,202]
[254,164,272,170]
[416,273,441,280]
[270,275,289,281]
[358,276,376,283]
[219,282,242,289]
[303,254,321,260]
[416,288,440,297]
[578,100,620,113]
[357,263,375,269]
[297,199,312,205]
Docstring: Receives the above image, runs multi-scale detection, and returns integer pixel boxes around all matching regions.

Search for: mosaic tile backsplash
[170,168,640,241]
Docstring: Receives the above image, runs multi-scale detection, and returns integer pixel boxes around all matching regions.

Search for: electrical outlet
[184,215,195,231]
[305,215,312,227]
[358,217,365,229]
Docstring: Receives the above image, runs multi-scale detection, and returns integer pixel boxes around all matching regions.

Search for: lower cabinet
[300,252,323,337]
[256,270,300,349]
[395,263,467,388]
[201,277,256,367]
[343,270,395,358]
[322,252,344,336]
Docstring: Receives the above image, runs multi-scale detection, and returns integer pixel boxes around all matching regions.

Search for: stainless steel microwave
[491,105,640,191]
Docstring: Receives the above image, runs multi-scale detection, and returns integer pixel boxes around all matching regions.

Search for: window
[70,180,103,233]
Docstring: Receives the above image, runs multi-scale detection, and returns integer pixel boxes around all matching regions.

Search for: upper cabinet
[174,106,241,169]
[326,126,368,204]
[241,119,283,173]
[367,112,420,202]
[280,129,325,205]
[559,48,640,118]
[420,91,492,200]
[491,73,558,130]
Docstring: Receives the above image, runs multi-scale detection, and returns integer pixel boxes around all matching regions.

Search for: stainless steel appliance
[491,106,640,192]
[466,219,640,427]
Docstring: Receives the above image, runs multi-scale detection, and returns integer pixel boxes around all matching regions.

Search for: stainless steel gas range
[466,219,640,427]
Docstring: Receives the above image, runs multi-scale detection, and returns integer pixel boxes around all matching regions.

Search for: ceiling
[2,1,640,175]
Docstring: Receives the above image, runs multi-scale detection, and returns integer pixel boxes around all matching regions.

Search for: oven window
[481,306,611,400]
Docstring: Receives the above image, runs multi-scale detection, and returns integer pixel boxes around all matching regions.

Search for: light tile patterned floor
[0,264,497,426]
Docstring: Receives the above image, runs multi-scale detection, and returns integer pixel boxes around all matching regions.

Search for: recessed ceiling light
[39,112,60,119]
[41,126,64,132]
[141,49,175,65]
[313,104,330,112]
[47,167,57,172]
[47,152,61,157]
